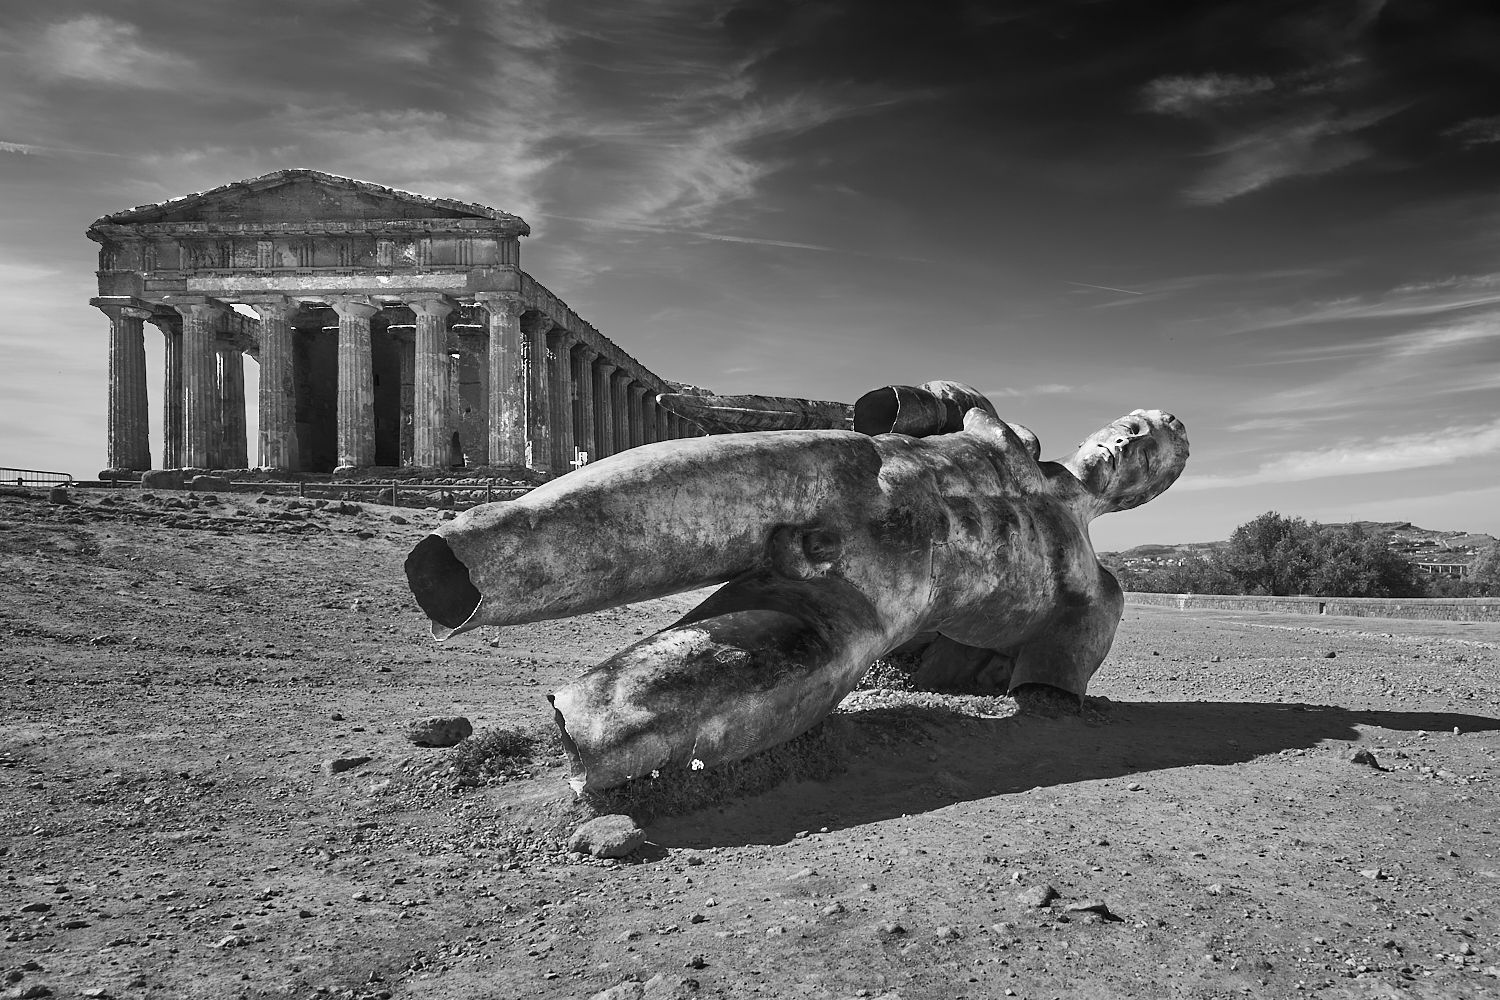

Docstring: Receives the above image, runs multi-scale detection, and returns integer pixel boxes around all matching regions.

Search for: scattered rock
[821,902,845,916]
[1127,782,1143,791]
[403,716,473,747]
[765,925,787,936]
[14,986,52,999]
[568,815,646,858]
[1324,650,1337,658]
[1349,749,1383,769]
[1016,884,1058,908]
[211,935,247,949]
[878,921,905,935]
[19,902,50,913]
[389,515,408,525]
[47,487,73,505]
[684,955,706,969]
[1065,900,1118,920]
[188,475,231,491]
[1358,868,1387,880]
[935,925,960,940]
[589,981,645,1000]
[323,756,373,775]
[788,868,815,881]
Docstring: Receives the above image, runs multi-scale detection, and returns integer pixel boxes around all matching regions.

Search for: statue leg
[1007,572,1124,698]
[549,572,887,793]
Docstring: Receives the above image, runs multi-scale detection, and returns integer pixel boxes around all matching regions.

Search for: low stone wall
[1125,592,1500,623]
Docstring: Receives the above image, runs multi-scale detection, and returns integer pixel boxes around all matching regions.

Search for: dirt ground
[2,486,1498,1000]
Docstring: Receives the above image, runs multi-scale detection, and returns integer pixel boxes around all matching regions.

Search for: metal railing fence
[1,467,74,488]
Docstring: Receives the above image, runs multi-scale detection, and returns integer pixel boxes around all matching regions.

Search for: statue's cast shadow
[645,701,1500,849]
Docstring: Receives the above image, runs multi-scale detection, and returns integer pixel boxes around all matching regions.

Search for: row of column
[101,295,700,474]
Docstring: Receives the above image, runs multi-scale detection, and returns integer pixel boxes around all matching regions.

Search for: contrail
[1063,281,1144,295]
[536,213,936,263]
[1,140,134,158]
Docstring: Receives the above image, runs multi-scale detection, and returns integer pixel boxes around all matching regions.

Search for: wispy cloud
[987,384,1077,398]
[1180,418,1500,490]
[1143,73,1276,116]
[32,16,180,89]
[1444,115,1500,148]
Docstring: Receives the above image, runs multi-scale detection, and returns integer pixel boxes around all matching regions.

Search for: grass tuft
[450,724,562,781]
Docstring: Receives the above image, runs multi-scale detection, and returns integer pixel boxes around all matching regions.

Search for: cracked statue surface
[405,381,1189,793]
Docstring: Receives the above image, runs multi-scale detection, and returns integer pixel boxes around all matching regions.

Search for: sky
[1,0,1498,550]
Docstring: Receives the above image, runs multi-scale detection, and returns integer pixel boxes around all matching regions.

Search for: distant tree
[1470,543,1500,597]
[1219,512,1319,596]
[1308,523,1427,599]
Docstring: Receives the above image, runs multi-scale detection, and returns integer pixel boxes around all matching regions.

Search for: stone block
[403,715,473,747]
[568,814,646,858]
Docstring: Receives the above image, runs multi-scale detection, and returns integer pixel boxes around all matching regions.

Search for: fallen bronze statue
[405,381,1188,793]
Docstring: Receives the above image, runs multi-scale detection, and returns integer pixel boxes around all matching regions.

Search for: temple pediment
[91,169,529,233]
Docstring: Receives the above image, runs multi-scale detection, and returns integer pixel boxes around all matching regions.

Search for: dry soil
[2,487,1499,1000]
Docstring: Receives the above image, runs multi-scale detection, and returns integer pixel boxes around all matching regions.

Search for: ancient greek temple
[88,169,699,477]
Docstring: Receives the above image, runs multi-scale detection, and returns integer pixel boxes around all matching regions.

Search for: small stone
[403,716,473,748]
[568,815,646,858]
[390,515,408,525]
[1459,942,1475,956]
[685,854,704,866]
[1348,749,1382,769]
[1065,900,1116,919]
[1016,884,1058,908]
[1206,884,1223,895]
[330,713,345,722]
[689,913,706,924]
[821,902,845,916]
[684,955,706,969]
[1482,965,1500,978]
[82,988,110,998]
[589,982,646,1000]
[15,987,52,999]
[787,868,815,881]
[1210,654,1221,662]
[356,530,376,540]
[935,925,959,940]
[1358,868,1386,880]
[1323,650,1337,658]
[352,891,371,902]
[19,902,51,913]
[323,756,373,775]
[297,908,314,918]
[878,921,905,935]
[58,919,89,929]
[1127,782,1143,791]
[212,934,246,949]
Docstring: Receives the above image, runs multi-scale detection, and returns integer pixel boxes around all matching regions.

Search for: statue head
[1062,409,1189,515]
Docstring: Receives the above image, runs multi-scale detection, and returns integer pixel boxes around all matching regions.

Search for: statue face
[1069,409,1189,511]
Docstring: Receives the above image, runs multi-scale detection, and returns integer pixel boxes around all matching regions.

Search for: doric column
[655,398,669,442]
[523,313,554,473]
[624,383,644,449]
[250,299,299,471]
[331,297,380,470]
[173,301,227,470]
[218,346,248,469]
[611,371,632,454]
[98,303,152,471]
[149,315,184,468]
[572,346,598,464]
[640,391,657,445]
[667,413,679,440]
[406,296,454,468]
[396,331,415,466]
[594,361,617,459]
[478,294,526,467]
[547,329,577,473]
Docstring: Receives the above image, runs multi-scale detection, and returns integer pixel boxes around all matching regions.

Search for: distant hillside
[1100,522,1496,571]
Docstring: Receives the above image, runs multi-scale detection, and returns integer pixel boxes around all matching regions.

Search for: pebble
[821,902,845,916]
[323,756,373,775]
[1016,884,1058,908]
[766,925,787,936]
[787,868,815,881]
[1348,749,1382,769]
[568,815,646,859]
[879,921,905,935]
[1127,782,1143,791]
[935,925,959,940]
[403,716,473,748]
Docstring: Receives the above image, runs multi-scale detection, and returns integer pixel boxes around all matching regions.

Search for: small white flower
[650,769,660,779]
[691,759,704,771]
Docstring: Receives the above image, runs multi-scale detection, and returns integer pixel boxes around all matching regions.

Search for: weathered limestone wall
[1125,592,1500,623]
